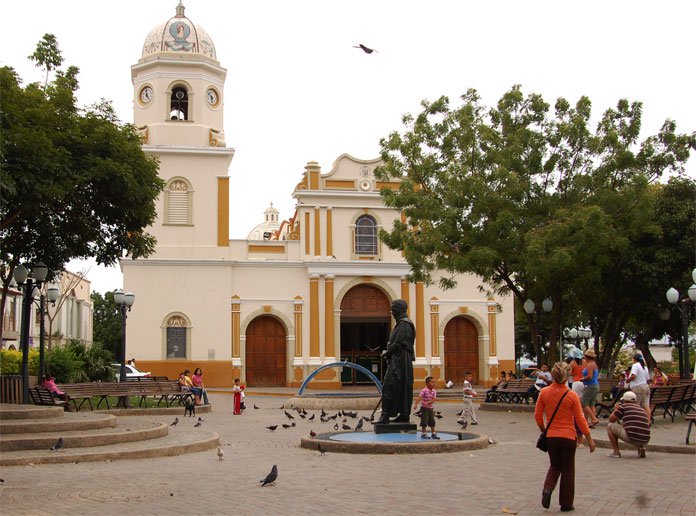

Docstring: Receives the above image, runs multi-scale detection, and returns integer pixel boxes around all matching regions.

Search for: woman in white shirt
[626,354,650,415]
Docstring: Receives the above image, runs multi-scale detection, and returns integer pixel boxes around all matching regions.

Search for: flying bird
[353,43,377,54]
[254,404,260,409]
[170,417,179,426]
[317,443,326,455]
[266,425,278,432]
[309,429,317,438]
[355,419,364,431]
[217,447,225,460]
[259,465,278,487]
[194,421,202,427]
[308,414,315,421]
[50,437,64,452]
[284,410,295,420]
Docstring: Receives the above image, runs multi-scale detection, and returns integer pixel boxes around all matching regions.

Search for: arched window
[170,86,189,120]
[164,178,193,225]
[165,314,190,359]
[354,215,378,255]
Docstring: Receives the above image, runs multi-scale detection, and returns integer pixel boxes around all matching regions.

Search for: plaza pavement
[0,390,694,515]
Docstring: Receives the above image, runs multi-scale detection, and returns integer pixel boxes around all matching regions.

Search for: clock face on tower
[206,88,219,107]
[139,86,153,105]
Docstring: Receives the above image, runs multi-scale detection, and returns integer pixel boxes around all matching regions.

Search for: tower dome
[247,203,281,240]
[142,1,216,60]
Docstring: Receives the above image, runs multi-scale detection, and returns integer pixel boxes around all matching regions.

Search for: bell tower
[131,1,234,251]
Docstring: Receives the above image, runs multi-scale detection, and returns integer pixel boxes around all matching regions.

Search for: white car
[111,363,151,380]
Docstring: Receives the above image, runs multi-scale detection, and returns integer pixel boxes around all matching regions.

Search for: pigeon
[170,417,179,426]
[317,443,326,455]
[308,414,315,421]
[50,437,64,452]
[302,409,308,415]
[194,421,202,427]
[284,410,295,420]
[342,418,347,424]
[217,447,225,460]
[353,43,377,54]
[259,465,278,487]
[254,404,260,409]
[299,413,306,419]
[266,425,278,432]
[334,423,339,430]
[355,419,364,431]
[435,413,443,419]
[309,429,317,438]
[321,409,327,417]
[362,416,371,422]
[342,423,352,430]
[282,423,292,429]
[198,417,204,422]
[320,416,329,423]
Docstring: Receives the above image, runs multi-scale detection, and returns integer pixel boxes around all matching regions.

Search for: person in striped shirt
[606,390,651,458]
[413,376,439,439]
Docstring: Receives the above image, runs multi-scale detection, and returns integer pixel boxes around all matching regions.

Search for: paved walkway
[1,392,694,515]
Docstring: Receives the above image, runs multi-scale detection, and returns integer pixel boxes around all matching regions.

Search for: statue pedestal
[373,422,417,434]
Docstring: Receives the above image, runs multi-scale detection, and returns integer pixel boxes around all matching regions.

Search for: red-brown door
[246,316,286,387]
[444,317,479,385]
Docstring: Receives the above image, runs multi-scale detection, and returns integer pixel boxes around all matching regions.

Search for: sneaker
[471,421,478,425]
[431,434,441,440]
[606,452,621,458]
[421,433,430,439]
[638,446,646,458]
[456,418,465,424]
[541,488,552,509]
[560,507,575,512]
[460,421,468,429]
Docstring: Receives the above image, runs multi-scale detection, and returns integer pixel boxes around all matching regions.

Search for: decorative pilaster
[293,296,303,357]
[326,207,333,257]
[304,212,310,255]
[217,177,229,247]
[309,274,320,357]
[415,282,425,357]
[231,295,241,358]
[324,275,334,358]
[487,297,497,357]
[430,297,440,357]
[314,207,321,257]
[400,276,410,317]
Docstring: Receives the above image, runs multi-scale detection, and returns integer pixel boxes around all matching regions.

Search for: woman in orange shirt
[534,363,596,512]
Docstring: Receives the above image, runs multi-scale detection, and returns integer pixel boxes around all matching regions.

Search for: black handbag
[536,390,569,452]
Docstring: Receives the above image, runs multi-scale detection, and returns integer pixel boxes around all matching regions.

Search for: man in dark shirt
[606,390,651,458]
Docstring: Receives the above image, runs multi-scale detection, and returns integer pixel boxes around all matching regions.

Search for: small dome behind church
[142,1,216,60]
[247,203,281,240]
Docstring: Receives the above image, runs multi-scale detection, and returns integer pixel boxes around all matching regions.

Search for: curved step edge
[0,414,117,435]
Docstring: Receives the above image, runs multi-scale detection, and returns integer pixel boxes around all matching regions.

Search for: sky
[5,0,695,293]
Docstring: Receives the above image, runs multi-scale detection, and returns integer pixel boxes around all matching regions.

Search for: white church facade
[122,3,515,388]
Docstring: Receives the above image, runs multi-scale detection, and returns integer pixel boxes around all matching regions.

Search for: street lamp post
[113,289,135,383]
[666,268,696,379]
[13,262,48,404]
[524,297,553,368]
[38,284,61,380]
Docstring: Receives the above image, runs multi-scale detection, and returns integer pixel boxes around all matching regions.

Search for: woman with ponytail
[626,354,650,415]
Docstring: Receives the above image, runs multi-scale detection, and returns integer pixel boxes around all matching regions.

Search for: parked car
[111,363,151,380]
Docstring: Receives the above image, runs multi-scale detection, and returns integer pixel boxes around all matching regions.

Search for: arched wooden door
[444,316,479,385]
[245,316,286,387]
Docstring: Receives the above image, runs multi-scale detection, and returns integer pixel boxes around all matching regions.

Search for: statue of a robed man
[378,299,415,424]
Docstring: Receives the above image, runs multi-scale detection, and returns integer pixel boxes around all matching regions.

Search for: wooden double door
[444,316,479,385]
[246,316,286,387]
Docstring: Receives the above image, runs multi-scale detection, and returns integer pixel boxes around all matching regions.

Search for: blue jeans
[191,387,208,404]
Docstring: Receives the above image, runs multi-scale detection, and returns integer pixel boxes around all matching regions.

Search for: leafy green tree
[92,291,122,360]
[376,86,695,367]
[0,35,164,338]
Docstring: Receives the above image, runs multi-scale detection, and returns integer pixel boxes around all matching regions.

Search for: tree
[0,35,164,338]
[375,86,695,367]
[27,33,63,89]
[91,291,122,360]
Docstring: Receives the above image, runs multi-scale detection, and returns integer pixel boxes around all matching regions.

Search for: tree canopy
[0,34,164,337]
[375,86,695,369]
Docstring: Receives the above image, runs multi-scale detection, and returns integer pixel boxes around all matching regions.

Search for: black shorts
[420,407,436,428]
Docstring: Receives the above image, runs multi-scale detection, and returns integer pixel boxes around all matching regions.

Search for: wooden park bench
[494,379,536,404]
[58,380,193,410]
[648,385,692,422]
[29,386,68,409]
[685,414,696,444]
[594,379,623,418]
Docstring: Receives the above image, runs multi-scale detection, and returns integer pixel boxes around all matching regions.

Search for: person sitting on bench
[41,376,69,401]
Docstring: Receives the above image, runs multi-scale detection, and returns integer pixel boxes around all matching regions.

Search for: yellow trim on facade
[231,296,240,358]
[487,297,497,356]
[401,277,410,317]
[309,275,320,357]
[324,275,334,358]
[415,282,425,357]
[294,296,303,357]
[304,212,310,255]
[326,208,333,257]
[375,181,400,191]
[324,179,356,189]
[314,207,321,256]
[430,297,439,357]
[247,244,285,253]
[217,177,229,246]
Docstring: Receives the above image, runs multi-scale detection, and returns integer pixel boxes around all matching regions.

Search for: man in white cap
[606,391,651,458]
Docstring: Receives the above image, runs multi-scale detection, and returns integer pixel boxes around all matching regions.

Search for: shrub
[44,344,85,383]
[0,349,23,374]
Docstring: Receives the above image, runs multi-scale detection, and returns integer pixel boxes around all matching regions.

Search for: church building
[122,3,515,388]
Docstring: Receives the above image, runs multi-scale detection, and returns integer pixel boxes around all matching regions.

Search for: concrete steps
[0,403,219,466]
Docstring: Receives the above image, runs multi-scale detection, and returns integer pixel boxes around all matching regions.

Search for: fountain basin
[301,431,488,454]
